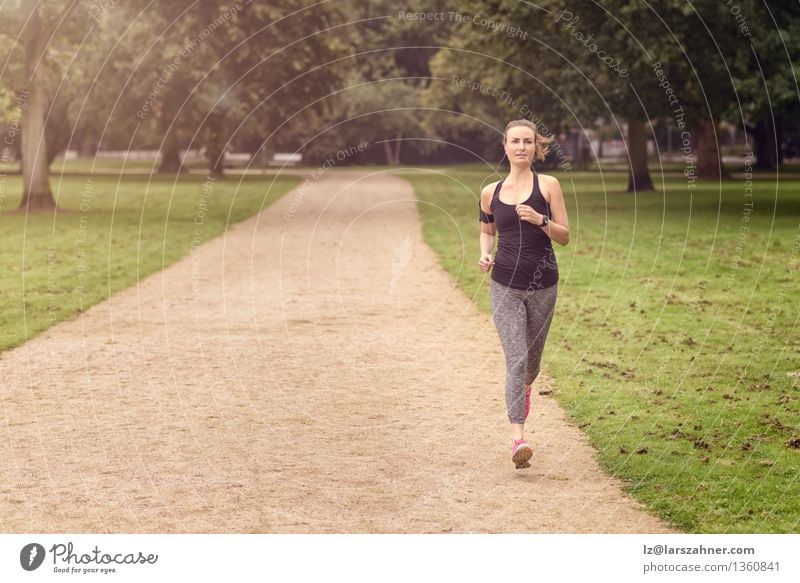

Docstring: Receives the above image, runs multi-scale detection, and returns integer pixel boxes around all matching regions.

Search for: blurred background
[1,0,798,207]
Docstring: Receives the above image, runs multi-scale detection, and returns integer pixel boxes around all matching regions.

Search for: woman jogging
[478,119,570,469]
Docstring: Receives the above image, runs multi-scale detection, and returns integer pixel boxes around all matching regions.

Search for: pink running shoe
[512,438,533,468]
[524,386,532,420]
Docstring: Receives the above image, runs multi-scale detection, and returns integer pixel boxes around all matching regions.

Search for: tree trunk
[158,86,185,174]
[626,118,654,192]
[18,2,56,211]
[578,134,591,170]
[383,140,393,165]
[695,117,729,179]
[208,146,225,178]
[159,131,184,174]
[753,118,778,170]
[205,111,225,178]
[392,130,402,165]
[45,96,71,166]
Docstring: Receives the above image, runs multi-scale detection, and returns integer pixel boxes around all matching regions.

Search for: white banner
[1,534,798,582]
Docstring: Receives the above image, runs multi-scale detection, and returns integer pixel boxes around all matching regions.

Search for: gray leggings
[489,279,558,424]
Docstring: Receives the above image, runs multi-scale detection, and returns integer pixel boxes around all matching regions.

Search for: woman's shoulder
[482,179,503,193]
[536,173,560,186]
[536,173,561,204]
[480,180,502,205]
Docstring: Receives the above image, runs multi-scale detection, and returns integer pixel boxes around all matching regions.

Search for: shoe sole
[512,444,533,467]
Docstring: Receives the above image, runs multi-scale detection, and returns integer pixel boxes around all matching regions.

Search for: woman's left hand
[515,204,543,226]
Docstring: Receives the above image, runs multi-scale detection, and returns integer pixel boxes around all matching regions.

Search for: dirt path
[0,169,675,533]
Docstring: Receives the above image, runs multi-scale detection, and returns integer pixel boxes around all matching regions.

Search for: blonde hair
[503,119,554,162]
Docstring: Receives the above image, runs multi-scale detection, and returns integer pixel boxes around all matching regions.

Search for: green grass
[398,165,800,534]
[0,171,298,352]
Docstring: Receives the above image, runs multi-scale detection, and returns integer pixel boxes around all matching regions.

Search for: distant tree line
[1,0,798,211]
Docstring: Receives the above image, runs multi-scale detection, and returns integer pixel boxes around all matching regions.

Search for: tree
[206,0,347,173]
[423,0,799,188]
[300,68,435,166]
[291,0,452,166]
[0,0,84,210]
[728,1,800,169]
[423,0,663,190]
[105,0,349,175]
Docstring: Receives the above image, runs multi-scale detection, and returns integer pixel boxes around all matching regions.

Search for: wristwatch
[540,215,550,227]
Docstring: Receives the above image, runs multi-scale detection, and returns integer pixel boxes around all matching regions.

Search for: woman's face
[504,126,536,166]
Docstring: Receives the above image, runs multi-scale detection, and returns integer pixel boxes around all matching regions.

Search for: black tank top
[490,172,559,290]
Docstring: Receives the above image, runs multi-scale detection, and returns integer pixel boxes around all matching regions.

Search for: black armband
[479,200,494,223]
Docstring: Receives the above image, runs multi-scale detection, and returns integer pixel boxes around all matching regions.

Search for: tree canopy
[1,0,798,209]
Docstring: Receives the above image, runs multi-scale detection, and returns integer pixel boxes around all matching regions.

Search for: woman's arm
[543,176,570,245]
[479,185,497,271]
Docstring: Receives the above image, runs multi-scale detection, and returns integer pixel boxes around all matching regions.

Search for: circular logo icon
[20,543,46,571]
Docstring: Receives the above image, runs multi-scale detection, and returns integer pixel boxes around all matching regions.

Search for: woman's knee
[524,364,540,385]
[505,355,527,377]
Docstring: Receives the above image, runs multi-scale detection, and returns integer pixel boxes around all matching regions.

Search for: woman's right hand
[479,253,495,272]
